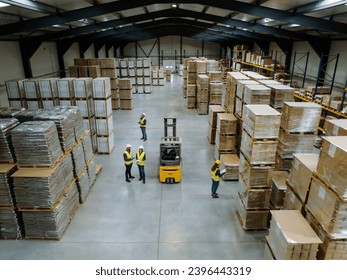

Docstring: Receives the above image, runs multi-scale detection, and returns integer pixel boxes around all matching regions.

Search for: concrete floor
[0,75,273,260]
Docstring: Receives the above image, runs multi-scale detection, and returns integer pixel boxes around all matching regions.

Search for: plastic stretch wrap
[0,118,20,162]
[71,142,86,177]
[76,169,90,203]
[13,154,74,208]
[0,107,24,118]
[22,183,79,239]
[0,208,23,239]
[0,164,17,206]
[54,106,84,141]
[11,121,63,166]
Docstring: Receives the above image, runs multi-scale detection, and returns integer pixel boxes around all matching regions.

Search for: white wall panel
[98,46,106,58]
[84,44,95,58]
[203,41,220,60]
[64,42,79,69]
[31,42,59,78]
[269,42,286,65]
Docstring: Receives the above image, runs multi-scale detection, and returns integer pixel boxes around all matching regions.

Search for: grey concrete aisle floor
[0,75,273,260]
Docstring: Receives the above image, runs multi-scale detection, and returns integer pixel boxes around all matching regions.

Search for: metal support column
[180,36,183,64]
[340,80,347,112]
[290,51,309,88]
[314,53,339,97]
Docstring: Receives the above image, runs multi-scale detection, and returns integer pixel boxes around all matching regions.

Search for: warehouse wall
[31,42,60,78]
[269,42,286,66]
[64,43,80,69]
[328,40,347,87]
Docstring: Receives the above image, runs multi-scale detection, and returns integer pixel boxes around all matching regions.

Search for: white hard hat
[126,144,131,148]
[142,113,146,116]
[138,145,144,150]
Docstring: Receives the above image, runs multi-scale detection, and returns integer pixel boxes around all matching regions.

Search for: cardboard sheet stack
[305,136,347,259]
[207,105,225,144]
[225,72,250,114]
[283,154,318,213]
[267,84,295,109]
[0,164,22,239]
[270,171,288,209]
[235,80,260,119]
[15,109,44,123]
[92,78,114,153]
[182,59,188,97]
[5,79,27,109]
[11,121,79,239]
[118,78,133,110]
[267,210,321,259]
[214,113,237,160]
[209,71,223,106]
[196,74,209,114]
[186,59,197,109]
[0,118,20,163]
[237,105,281,230]
[276,102,322,170]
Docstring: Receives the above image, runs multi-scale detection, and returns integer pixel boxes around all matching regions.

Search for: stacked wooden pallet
[237,105,281,230]
[196,74,209,115]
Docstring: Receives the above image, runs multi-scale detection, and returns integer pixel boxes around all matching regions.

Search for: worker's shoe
[129,176,135,179]
[139,177,143,181]
[141,137,144,140]
[143,180,145,184]
[212,193,219,198]
[126,179,131,183]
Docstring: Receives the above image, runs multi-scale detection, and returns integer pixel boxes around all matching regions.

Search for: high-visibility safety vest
[124,150,133,165]
[136,151,146,166]
[210,168,220,182]
[139,117,146,128]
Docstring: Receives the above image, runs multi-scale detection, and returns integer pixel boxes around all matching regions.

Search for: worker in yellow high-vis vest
[139,113,147,141]
[136,146,146,184]
[210,160,225,198]
[123,144,135,183]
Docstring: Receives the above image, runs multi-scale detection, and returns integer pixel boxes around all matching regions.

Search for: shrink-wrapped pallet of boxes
[237,105,280,230]
[207,105,225,144]
[214,113,237,160]
[266,210,322,259]
[276,102,321,170]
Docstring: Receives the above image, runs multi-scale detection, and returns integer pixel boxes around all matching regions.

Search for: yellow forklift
[159,117,182,183]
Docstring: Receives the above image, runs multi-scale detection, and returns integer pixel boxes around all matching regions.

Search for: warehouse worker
[136,145,146,184]
[139,113,147,141]
[123,144,135,182]
[210,160,225,198]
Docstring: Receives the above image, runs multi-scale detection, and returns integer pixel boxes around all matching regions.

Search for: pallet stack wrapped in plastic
[237,105,281,230]
[38,78,60,109]
[57,78,75,106]
[86,58,101,78]
[208,71,223,106]
[118,78,133,110]
[73,58,88,77]
[276,102,321,170]
[207,105,225,144]
[73,78,96,148]
[0,163,22,239]
[266,210,322,259]
[11,121,79,240]
[323,119,347,136]
[92,78,114,154]
[270,171,288,210]
[267,84,295,109]
[0,118,20,163]
[182,59,188,97]
[186,59,197,109]
[214,113,237,160]
[5,79,27,109]
[283,153,319,214]
[225,72,250,114]
[305,136,347,259]
[137,58,152,93]
[23,79,42,109]
[196,74,209,115]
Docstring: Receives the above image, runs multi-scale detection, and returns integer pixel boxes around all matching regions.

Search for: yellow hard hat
[215,160,221,165]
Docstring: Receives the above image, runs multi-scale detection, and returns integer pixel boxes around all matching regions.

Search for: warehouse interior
[0,0,347,260]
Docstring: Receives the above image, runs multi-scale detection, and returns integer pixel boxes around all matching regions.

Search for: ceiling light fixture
[0,3,10,8]
[172,3,177,8]
[263,18,274,23]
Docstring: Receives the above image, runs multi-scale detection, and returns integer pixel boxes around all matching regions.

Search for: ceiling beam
[0,0,347,37]
[1,0,60,14]
[293,0,347,14]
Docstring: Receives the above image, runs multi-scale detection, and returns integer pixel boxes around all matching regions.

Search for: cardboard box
[324,119,347,136]
[119,99,133,110]
[209,82,223,94]
[268,84,295,108]
[209,94,222,105]
[216,113,237,135]
[281,102,322,132]
[237,197,269,230]
[196,74,209,88]
[207,124,216,144]
[306,176,347,239]
[119,89,132,100]
[100,58,116,69]
[287,154,319,203]
[267,210,321,260]
[209,71,222,83]
[215,134,236,151]
[88,66,101,78]
[196,102,208,115]
[240,130,277,165]
[186,96,196,108]
[92,78,111,99]
[283,184,304,212]
[186,84,196,97]
[242,104,281,139]
[316,136,347,200]
[239,153,273,187]
[236,80,260,99]
[238,175,271,209]
[208,105,225,127]
[220,154,239,181]
[270,171,288,209]
[278,129,316,157]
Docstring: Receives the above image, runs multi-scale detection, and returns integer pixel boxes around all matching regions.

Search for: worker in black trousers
[139,113,147,141]
[123,144,135,182]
